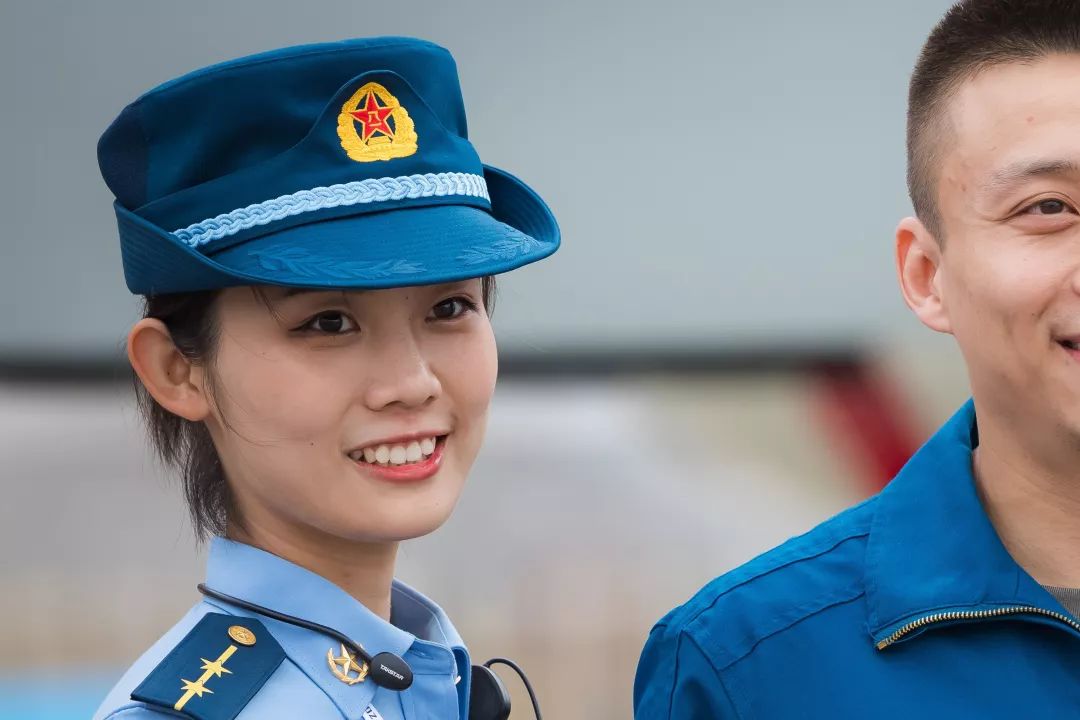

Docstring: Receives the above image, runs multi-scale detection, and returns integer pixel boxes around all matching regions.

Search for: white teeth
[352,436,441,466]
[389,446,407,465]
[375,445,390,464]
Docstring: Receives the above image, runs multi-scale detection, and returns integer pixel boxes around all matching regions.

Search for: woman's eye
[301,311,356,334]
[1023,198,1076,215]
[429,297,477,321]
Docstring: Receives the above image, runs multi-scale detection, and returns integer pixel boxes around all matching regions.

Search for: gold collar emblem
[327,643,369,685]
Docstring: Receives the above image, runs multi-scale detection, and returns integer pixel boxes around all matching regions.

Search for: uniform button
[228,625,257,646]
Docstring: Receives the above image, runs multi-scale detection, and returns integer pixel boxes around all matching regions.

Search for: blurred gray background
[0,1,970,719]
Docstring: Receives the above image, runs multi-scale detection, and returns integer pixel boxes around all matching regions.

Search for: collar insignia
[327,643,370,685]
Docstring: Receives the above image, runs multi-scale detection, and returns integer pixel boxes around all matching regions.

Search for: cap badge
[337,82,418,162]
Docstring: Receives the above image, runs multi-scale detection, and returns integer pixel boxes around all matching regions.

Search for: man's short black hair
[908,0,1080,236]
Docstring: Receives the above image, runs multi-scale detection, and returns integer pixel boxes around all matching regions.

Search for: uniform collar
[202,538,466,718]
[864,400,1057,643]
[389,575,465,649]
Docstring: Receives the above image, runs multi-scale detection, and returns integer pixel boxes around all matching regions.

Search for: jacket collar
[864,400,1060,644]
[202,538,465,719]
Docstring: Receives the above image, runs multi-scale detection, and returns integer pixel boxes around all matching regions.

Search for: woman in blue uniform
[92,37,558,720]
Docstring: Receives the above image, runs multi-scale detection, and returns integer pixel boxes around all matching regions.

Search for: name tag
[362,705,384,720]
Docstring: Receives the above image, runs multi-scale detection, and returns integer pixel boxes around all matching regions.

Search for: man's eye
[429,297,477,321]
[300,311,356,334]
[1023,198,1075,215]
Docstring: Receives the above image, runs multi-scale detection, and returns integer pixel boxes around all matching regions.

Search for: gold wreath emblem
[327,643,369,685]
[337,82,418,163]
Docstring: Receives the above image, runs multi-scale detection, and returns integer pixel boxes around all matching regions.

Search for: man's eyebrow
[982,158,1080,195]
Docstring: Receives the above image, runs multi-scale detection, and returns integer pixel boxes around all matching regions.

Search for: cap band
[173,171,489,248]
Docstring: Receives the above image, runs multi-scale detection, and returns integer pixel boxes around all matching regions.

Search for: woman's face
[202,279,497,545]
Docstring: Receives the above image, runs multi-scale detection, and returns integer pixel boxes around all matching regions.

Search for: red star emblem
[350,91,395,143]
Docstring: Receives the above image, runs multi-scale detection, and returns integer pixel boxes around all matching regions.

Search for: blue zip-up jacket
[634,401,1080,717]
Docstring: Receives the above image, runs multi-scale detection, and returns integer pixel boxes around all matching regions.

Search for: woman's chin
[325,502,460,544]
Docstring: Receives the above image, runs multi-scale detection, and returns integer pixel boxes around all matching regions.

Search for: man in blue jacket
[635,1,1080,716]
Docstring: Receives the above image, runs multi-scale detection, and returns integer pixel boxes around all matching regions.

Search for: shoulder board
[132,612,285,720]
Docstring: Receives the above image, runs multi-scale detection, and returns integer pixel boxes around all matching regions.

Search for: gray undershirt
[1043,586,1080,618]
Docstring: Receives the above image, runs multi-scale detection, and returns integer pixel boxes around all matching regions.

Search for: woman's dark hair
[136,277,497,540]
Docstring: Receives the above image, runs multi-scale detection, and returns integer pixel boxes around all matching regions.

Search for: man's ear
[895,216,951,334]
[128,318,211,422]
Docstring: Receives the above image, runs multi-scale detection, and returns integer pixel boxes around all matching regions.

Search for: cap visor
[213,207,549,288]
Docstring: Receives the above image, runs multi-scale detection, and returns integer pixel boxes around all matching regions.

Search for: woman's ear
[128,318,211,422]
[895,216,951,334]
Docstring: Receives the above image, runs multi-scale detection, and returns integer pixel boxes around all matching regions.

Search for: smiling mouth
[347,436,447,467]
[1061,340,1080,351]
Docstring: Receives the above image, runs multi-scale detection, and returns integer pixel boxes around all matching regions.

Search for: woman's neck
[226,519,399,621]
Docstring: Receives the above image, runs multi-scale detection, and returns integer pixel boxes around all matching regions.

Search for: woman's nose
[361,338,442,411]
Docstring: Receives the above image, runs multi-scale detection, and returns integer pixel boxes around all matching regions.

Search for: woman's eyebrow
[279,287,367,299]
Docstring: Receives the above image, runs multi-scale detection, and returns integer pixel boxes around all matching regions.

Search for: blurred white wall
[0,351,972,718]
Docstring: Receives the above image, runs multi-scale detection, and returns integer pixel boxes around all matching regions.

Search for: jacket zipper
[875,606,1080,650]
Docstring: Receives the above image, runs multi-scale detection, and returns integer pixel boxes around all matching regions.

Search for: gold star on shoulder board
[179,679,214,698]
[200,656,234,678]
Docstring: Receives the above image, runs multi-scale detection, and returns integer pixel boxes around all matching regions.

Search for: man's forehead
[939,57,1080,186]
[947,56,1080,136]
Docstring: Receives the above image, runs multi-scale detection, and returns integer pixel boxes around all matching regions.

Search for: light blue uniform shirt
[94,538,471,720]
